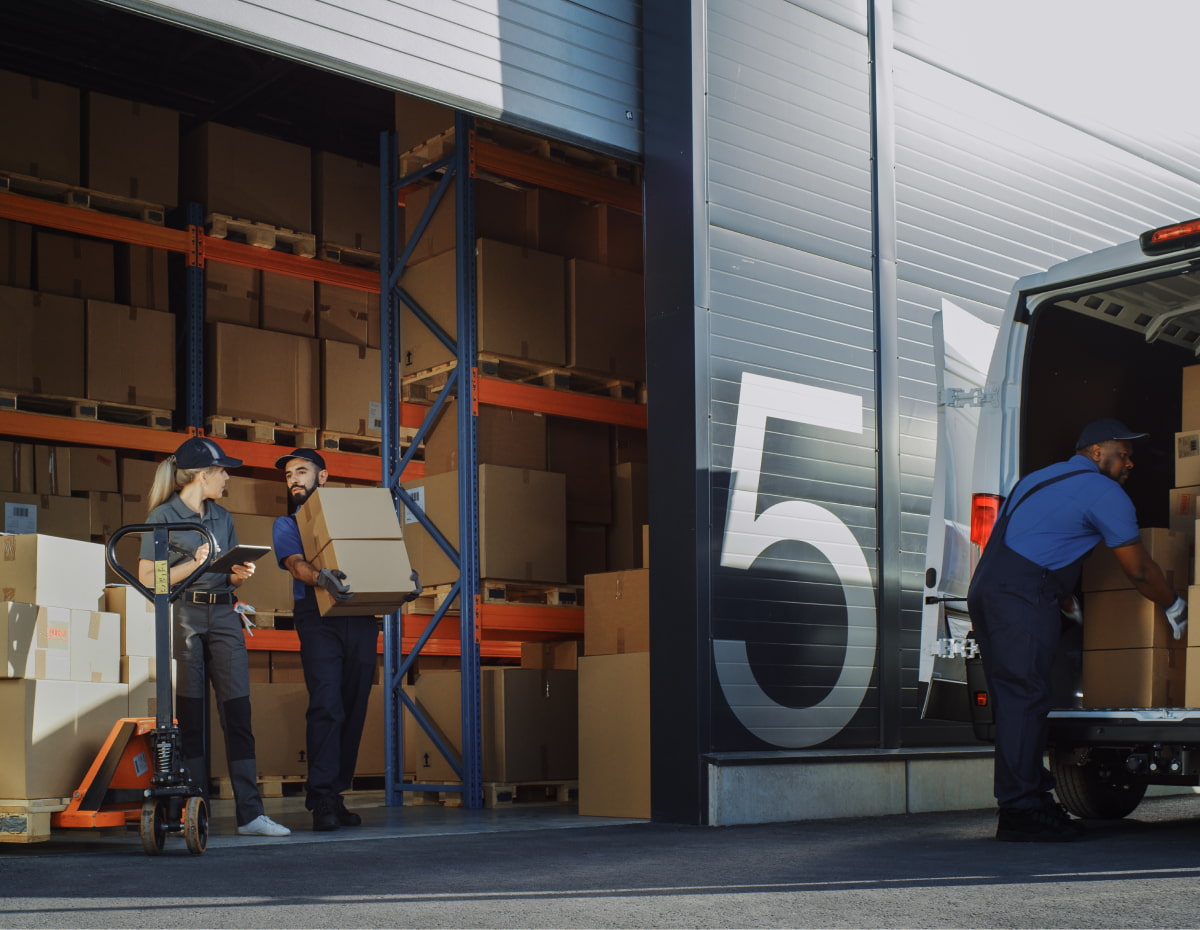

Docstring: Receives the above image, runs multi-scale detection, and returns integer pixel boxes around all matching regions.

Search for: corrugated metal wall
[103,0,642,155]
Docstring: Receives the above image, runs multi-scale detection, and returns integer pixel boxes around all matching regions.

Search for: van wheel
[1050,748,1147,819]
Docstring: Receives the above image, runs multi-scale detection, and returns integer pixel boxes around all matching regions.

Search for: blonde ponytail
[144,456,214,514]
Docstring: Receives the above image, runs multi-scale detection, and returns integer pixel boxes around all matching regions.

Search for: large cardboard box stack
[321,340,382,437]
[316,283,379,347]
[296,487,416,616]
[0,534,131,800]
[84,92,179,207]
[579,563,651,817]
[315,153,381,253]
[410,668,578,785]
[0,69,80,184]
[567,259,645,382]
[0,286,86,396]
[207,322,320,428]
[0,219,33,289]
[400,466,567,587]
[422,401,546,476]
[85,300,175,410]
[34,230,115,302]
[230,513,294,615]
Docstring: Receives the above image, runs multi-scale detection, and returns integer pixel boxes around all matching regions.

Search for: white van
[922,217,1200,820]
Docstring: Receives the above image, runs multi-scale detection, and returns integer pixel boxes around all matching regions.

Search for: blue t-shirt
[272,514,308,603]
[1002,454,1141,570]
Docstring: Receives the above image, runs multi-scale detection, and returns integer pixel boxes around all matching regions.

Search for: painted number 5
[715,372,877,748]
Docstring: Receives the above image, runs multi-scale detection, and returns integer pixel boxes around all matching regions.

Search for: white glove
[1060,596,1083,625]
[1165,596,1188,641]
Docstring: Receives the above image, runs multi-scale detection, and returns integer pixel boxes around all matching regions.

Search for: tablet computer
[208,544,272,575]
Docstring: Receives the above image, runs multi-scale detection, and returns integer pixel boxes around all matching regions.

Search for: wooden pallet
[401,788,465,808]
[0,170,167,224]
[400,360,457,405]
[483,780,578,808]
[399,128,457,177]
[478,354,639,402]
[481,580,583,608]
[403,583,462,616]
[318,242,381,269]
[317,430,383,457]
[205,213,317,258]
[206,416,318,447]
[0,797,69,844]
[211,773,384,799]
[0,390,173,429]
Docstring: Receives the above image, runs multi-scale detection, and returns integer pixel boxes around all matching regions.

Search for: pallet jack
[50,522,216,855]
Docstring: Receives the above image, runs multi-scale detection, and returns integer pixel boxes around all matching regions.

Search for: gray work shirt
[138,493,238,592]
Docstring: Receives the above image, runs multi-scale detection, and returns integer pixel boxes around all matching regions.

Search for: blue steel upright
[379,114,484,809]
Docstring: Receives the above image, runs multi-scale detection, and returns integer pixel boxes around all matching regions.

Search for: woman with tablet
[137,436,291,839]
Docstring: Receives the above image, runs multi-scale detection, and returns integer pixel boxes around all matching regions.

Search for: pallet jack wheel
[184,796,209,855]
[140,801,167,855]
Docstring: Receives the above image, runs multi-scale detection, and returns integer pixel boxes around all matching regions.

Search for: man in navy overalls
[968,419,1187,841]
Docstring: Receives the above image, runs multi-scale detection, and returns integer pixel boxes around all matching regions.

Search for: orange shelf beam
[0,190,191,252]
[472,139,642,215]
[201,236,379,292]
[0,413,186,454]
[245,628,522,659]
[477,378,647,429]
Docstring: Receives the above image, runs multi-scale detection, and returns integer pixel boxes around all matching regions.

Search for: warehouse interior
[0,0,651,844]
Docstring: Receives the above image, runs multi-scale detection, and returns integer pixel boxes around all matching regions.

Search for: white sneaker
[237,814,291,837]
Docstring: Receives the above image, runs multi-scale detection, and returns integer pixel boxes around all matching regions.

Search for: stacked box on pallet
[0,285,86,397]
[316,283,379,348]
[0,69,80,184]
[206,322,320,429]
[84,92,179,208]
[85,300,175,411]
[0,535,130,802]
[0,220,33,288]
[315,152,381,254]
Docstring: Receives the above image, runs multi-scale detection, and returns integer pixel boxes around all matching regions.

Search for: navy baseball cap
[274,448,327,471]
[174,436,242,469]
[1075,418,1148,450]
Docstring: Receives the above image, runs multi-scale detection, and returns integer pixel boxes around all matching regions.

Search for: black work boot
[996,802,1083,842]
[334,796,362,827]
[311,797,340,832]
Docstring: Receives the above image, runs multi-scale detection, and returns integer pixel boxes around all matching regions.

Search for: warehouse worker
[967,418,1186,843]
[271,449,375,832]
[138,436,291,838]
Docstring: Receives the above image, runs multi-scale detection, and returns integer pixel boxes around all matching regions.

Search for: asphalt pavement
[4,791,1200,929]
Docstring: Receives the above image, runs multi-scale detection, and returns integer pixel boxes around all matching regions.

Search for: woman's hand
[193,543,211,566]
[230,561,255,582]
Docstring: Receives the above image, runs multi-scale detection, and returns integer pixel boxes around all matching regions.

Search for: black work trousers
[293,595,377,809]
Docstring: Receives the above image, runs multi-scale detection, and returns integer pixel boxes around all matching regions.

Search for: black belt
[185,591,236,605]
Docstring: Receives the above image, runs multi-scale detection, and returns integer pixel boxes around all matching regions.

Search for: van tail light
[1141,218,1200,255]
[969,493,1003,575]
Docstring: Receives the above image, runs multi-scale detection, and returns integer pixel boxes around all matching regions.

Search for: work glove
[317,568,353,603]
[1166,596,1188,641]
[1060,595,1083,626]
[403,569,424,603]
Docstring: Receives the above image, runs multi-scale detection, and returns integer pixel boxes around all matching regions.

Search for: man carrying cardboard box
[271,449,373,832]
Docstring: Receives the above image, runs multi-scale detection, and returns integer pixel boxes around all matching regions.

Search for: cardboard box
[578,652,650,818]
[0,441,14,493]
[547,416,613,524]
[0,286,86,396]
[599,202,643,272]
[422,401,546,476]
[609,462,649,571]
[230,513,294,614]
[123,245,170,311]
[315,152,380,253]
[296,487,403,555]
[123,654,176,718]
[0,493,92,542]
[1184,365,1200,432]
[84,92,179,207]
[1187,646,1200,707]
[411,669,579,784]
[106,533,143,588]
[0,219,33,289]
[642,525,650,568]
[0,534,105,611]
[0,69,80,184]
[104,584,162,658]
[1083,647,1185,708]
[394,93,454,154]
[87,491,123,539]
[400,466,567,587]
[33,445,71,496]
[208,682,309,778]
[403,181,536,263]
[321,340,382,436]
[35,231,115,302]
[316,283,378,346]
[584,569,649,655]
[535,187,602,263]
[207,323,320,427]
[1083,588,1186,650]
[248,650,270,684]
[270,651,305,684]
[261,271,315,336]
[0,603,70,680]
[205,261,260,327]
[69,609,120,683]
[401,239,566,372]
[1170,487,1200,537]
[0,679,129,799]
[521,639,580,670]
[1082,528,1190,593]
[221,476,288,516]
[182,122,312,233]
[567,522,608,585]
[568,259,645,381]
[311,538,416,617]
[1179,431,1200,488]
[119,456,163,526]
[86,301,175,409]
[71,447,119,493]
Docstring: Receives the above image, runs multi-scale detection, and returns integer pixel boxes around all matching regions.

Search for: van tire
[1050,748,1148,819]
